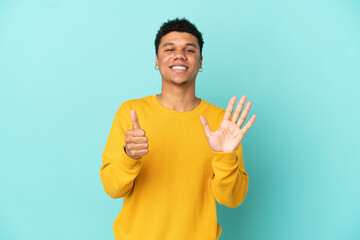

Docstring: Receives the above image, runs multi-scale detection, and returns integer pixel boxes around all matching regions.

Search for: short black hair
[155,17,204,56]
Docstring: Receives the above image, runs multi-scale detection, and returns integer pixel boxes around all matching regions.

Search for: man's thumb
[130,110,141,129]
[199,115,211,138]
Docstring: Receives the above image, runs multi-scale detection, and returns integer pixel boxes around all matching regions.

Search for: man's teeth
[172,66,186,70]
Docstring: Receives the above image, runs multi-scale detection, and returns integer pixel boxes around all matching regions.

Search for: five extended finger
[223,96,237,121]
[231,95,247,123]
[241,114,257,134]
[200,115,212,138]
[236,101,252,127]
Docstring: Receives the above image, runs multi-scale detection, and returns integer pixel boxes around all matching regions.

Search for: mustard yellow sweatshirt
[100,94,249,240]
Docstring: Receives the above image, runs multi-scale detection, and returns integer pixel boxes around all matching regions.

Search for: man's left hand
[200,96,256,152]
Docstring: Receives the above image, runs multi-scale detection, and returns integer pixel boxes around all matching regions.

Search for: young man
[100,18,256,240]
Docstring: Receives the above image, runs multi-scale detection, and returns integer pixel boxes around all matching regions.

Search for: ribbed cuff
[210,149,238,168]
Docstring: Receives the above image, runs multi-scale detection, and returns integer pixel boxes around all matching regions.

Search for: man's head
[155,18,204,56]
[154,18,204,85]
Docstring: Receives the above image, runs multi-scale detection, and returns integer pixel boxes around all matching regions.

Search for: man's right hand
[124,110,149,159]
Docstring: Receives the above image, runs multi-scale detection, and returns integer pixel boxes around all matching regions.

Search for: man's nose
[173,49,187,60]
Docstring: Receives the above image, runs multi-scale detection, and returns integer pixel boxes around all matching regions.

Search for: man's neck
[157,88,201,112]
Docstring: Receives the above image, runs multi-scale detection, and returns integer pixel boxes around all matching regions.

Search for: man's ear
[199,55,203,68]
[155,54,159,67]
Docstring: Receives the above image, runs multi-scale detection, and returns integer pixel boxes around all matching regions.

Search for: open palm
[200,96,257,152]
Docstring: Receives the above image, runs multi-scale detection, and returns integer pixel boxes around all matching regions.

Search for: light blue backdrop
[1,0,359,239]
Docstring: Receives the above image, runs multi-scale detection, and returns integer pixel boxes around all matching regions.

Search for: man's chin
[168,77,194,85]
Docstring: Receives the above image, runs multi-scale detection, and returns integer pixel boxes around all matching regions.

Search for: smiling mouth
[170,65,188,72]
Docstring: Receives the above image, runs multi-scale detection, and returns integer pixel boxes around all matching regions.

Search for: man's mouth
[170,65,188,72]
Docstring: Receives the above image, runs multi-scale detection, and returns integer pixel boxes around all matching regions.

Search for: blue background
[1,0,359,239]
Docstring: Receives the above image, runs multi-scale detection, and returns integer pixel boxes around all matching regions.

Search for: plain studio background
[1,0,359,239]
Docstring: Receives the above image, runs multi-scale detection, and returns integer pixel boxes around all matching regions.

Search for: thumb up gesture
[124,110,149,159]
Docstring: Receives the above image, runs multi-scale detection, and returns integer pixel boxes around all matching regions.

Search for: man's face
[156,31,203,85]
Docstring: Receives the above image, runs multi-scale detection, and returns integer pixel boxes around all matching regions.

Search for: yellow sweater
[100,94,249,240]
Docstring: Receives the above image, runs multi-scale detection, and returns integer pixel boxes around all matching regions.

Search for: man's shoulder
[116,95,153,115]
[203,99,226,115]
[121,95,152,106]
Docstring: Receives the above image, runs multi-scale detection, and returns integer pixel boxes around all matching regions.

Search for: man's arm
[209,144,248,208]
[100,103,142,199]
[200,96,255,207]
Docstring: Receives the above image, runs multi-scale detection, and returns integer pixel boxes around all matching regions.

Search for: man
[100,17,256,240]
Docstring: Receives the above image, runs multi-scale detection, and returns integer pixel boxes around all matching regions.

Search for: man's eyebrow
[162,43,198,48]
[185,43,198,48]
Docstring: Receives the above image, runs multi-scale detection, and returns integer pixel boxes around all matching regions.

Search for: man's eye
[185,49,195,52]
[166,49,174,52]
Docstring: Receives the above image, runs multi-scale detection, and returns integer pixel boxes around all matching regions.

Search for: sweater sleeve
[100,102,142,199]
[209,143,249,208]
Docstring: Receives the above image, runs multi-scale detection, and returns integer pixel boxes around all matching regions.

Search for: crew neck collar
[150,94,207,118]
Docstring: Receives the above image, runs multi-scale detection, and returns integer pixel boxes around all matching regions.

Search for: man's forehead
[162,42,198,48]
[160,32,199,47]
